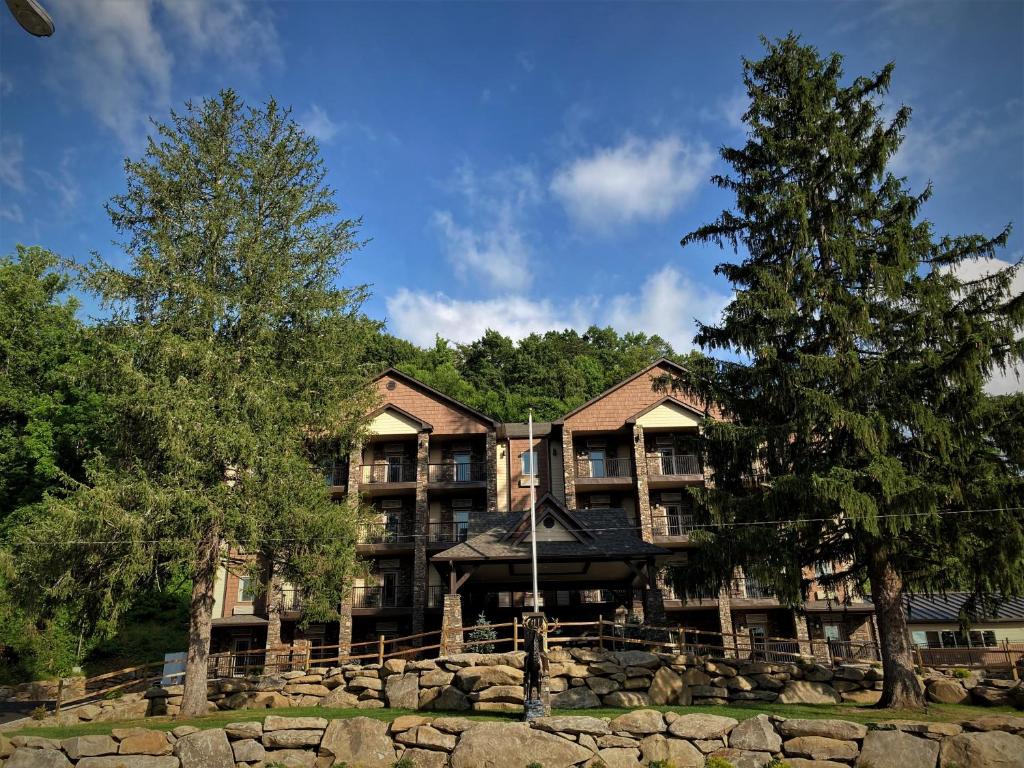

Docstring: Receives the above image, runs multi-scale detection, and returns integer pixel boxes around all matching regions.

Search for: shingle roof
[904,593,1024,624]
[500,422,553,438]
[431,501,668,562]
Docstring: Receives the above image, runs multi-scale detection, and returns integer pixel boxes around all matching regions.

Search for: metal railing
[351,585,406,609]
[427,585,447,608]
[427,461,487,483]
[575,456,633,479]
[360,463,415,484]
[647,454,702,476]
[323,462,346,487]
[915,642,1024,669]
[427,519,471,544]
[650,512,697,537]
[730,577,776,600]
[359,520,413,544]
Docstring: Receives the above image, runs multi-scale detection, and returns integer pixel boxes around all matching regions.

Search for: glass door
[453,451,471,482]
[589,449,606,477]
[381,572,398,607]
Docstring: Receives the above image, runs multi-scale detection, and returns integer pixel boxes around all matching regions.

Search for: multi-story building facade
[210,359,877,658]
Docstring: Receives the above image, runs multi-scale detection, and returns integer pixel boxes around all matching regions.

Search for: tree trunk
[180,527,221,717]
[867,544,925,709]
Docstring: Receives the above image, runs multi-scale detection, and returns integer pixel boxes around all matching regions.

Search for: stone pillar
[561,426,577,510]
[717,585,734,658]
[338,593,353,659]
[644,586,666,626]
[631,590,645,624]
[412,431,430,638]
[440,593,463,656]
[485,431,498,514]
[632,424,653,542]
[347,441,362,494]
[794,610,812,659]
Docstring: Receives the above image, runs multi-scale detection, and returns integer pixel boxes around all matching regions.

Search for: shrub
[392,757,415,768]
[704,758,734,768]
[467,612,498,654]
[648,761,676,768]
[526,763,545,768]
[30,705,48,720]
[765,759,793,768]
[951,667,971,679]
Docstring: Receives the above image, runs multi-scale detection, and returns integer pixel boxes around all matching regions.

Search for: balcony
[651,511,697,541]
[664,585,719,608]
[359,463,416,495]
[647,454,703,487]
[730,577,778,604]
[427,585,447,609]
[427,519,472,546]
[351,585,409,610]
[358,520,413,547]
[323,462,347,491]
[427,461,487,487]
[574,457,634,489]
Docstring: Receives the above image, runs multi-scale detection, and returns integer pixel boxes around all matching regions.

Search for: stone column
[632,424,653,542]
[794,610,812,659]
[347,441,362,494]
[717,585,734,658]
[631,590,645,624]
[440,594,464,656]
[485,431,498,514]
[338,591,353,660]
[561,426,577,510]
[412,431,430,638]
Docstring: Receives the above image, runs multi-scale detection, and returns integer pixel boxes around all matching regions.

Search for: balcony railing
[428,519,471,544]
[647,454,702,476]
[575,457,633,479]
[427,585,447,608]
[666,585,718,603]
[650,512,697,538]
[323,462,346,487]
[359,521,413,545]
[360,463,415,484]
[278,588,303,612]
[428,461,487,483]
[730,577,775,600]
[351,585,406,609]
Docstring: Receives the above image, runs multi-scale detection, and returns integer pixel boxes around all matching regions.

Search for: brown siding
[563,362,718,432]
[507,436,551,510]
[375,375,489,436]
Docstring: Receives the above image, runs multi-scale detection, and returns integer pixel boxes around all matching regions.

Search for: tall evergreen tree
[675,36,1024,708]
[12,91,376,715]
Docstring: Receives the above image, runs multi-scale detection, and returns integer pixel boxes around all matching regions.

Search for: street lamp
[4,0,54,37]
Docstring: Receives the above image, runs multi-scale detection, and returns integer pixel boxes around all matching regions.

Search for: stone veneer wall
[3,711,1024,768]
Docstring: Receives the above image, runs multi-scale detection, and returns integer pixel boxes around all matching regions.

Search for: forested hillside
[366,327,701,422]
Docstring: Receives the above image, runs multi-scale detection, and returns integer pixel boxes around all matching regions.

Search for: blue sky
[1,1,1022,390]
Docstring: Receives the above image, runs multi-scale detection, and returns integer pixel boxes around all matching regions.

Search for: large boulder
[319,687,359,708]
[117,730,172,755]
[454,665,523,692]
[385,672,420,709]
[647,666,684,705]
[77,758,178,767]
[551,686,601,709]
[729,715,782,752]
[668,713,738,740]
[777,680,842,704]
[784,736,859,761]
[927,678,970,705]
[614,650,661,669]
[319,717,397,767]
[400,748,449,768]
[777,719,868,741]
[263,729,324,749]
[173,728,235,768]
[602,690,650,707]
[639,734,705,767]
[532,716,610,736]
[596,747,640,767]
[420,684,471,711]
[450,723,592,768]
[857,730,940,768]
[60,736,119,759]
[709,747,774,767]
[939,731,1024,767]
[608,709,666,735]
[6,751,73,768]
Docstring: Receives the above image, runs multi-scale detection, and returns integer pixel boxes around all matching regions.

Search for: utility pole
[528,408,539,612]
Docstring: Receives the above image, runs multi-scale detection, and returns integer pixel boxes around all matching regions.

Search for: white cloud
[0,203,23,223]
[35,151,80,210]
[300,104,339,143]
[0,134,25,191]
[944,256,1024,395]
[551,135,715,230]
[386,264,729,351]
[432,163,541,292]
[46,0,280,150]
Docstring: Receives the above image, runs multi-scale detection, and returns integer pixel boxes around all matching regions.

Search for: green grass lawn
[7,702,1021,740]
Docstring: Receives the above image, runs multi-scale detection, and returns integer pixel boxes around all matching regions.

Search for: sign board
[161,652,186,686]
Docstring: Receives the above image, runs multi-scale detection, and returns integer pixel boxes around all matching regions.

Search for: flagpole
[528,409,540,613]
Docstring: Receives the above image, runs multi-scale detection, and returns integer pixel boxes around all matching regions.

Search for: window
[238,576,255,603]
[520,450,539,477]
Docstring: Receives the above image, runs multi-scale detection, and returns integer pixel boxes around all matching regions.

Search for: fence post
[1004,639,1019,681]
[54,678,64,717]
[915,644,925,674]
[598,615,604,650]
[513,617,519,652]
[378,635,385,666]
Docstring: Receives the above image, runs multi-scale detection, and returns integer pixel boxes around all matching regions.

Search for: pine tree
[467,611,498,654]
[12,91,377,715]
[675,36,1024,708]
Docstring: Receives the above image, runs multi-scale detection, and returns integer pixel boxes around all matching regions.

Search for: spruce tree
[676,36,1024,708]
[12,91,376,715]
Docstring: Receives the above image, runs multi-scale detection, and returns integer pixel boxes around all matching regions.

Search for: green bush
[765,759,793,768]
[392,757,415,768]
[704,758,734,768]
[526,763,544,768]
[951,667,971,679]
[648,761,676,768]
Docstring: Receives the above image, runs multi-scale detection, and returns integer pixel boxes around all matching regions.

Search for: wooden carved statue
[522,613,550,719]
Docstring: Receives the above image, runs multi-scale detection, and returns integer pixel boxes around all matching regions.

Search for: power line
[12,505,1024,546]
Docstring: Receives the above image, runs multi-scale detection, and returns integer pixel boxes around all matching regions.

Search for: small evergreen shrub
[526,763,545,768]
[951,667,971,679]
[648,761,676,768]
[467,612,498,654]
[392,757,415,768]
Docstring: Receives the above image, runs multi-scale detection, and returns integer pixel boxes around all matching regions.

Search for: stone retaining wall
[3,711,1023,768]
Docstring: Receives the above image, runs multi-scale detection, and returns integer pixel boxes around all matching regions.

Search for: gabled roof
[374,367,497,427]
[904,593,1024,624]
[554,357,689,424]
[365,403,433,432]
[502,493,590,545]
[625,395,707,424]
